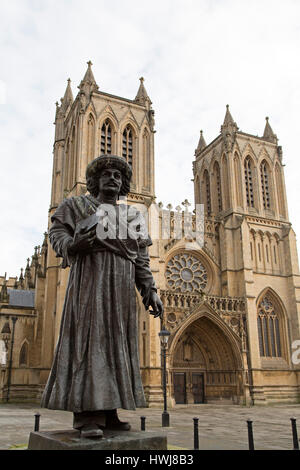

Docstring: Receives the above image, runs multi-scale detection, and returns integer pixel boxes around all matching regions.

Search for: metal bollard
[141,416,146,431]
[291,417,299,450]
[34,413,40,432]
[247,419,255,450]
[193,417,199,450]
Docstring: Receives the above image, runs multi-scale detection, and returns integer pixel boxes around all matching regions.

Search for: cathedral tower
[191,106,300,403]
[50,62,155,211]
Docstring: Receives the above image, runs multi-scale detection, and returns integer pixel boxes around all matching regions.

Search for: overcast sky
[1,0,300,277]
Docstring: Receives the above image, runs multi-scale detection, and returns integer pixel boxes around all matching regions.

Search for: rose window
[165,253,208,292]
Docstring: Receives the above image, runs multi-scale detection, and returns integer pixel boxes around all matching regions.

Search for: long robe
[41,195,156,413]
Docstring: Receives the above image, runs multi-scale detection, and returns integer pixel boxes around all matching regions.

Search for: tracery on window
[257,296,282,357]
[214,162,222,212]
[244,156,254,207]
[122,125,133,166]
[101,119,112,154]
[203,170,211,215]
[165,253,208,293]
[260,161,271,209]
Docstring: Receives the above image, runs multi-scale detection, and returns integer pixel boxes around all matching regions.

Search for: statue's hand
[148,291,164,318]
[68,227,97,255]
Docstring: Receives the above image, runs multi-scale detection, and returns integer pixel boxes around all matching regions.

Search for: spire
[221,104,238,133]
[223,104,234,125]
[19,267,24,289]
[135,77,151,106]
[262,116,277,144]
[60,78,73,112]
[32,246,39,267]
[79,60,99,94]
[195,130,206,155]
[221,104,238,153]
[25,258,32,279]
[55,79,74,130]
[25,258,31,273]
[0,279,9,303]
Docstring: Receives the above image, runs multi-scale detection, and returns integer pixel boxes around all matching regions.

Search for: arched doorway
[170,315,243,404]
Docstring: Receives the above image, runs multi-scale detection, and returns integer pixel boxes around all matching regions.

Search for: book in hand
[74,213,99,238]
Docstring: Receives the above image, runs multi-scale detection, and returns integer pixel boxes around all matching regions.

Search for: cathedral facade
[1,62,300,406]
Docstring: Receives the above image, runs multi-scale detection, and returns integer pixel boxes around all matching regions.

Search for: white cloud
[0,0,300,276]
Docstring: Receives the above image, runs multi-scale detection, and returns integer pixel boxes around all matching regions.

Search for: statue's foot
[73,410,106,437]
[80,423,104,439]
[105,410,131,431]
[107,421,131,431]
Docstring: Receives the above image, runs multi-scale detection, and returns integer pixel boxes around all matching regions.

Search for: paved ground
[0,402,299,450]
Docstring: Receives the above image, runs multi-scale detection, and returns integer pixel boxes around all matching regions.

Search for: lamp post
[6,316,18,402]
[159,325,170,427]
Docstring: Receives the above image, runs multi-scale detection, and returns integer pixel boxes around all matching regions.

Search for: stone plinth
[27,429,167,450]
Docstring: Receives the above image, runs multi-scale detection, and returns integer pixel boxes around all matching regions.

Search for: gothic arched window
[260,160,271,209]
[19,342,28,367]
[257,296,282,357]
[214,162,222,212]
[203,170,211,215]
[122,125,134,166]
[244,156,254,208]
[101,119,112,154]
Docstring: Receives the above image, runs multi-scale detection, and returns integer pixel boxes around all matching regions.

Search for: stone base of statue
[27,428,167,450]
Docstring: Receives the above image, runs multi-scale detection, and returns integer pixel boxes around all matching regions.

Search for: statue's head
[86,155,132,198]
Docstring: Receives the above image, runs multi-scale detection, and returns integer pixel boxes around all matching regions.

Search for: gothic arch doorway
[170,315,243,404]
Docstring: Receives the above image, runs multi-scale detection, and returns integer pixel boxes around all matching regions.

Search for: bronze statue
[41,155,163,438]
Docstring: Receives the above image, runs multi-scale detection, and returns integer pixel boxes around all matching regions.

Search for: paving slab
[0,403,299,450]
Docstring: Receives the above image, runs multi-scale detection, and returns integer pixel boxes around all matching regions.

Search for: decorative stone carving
[165,253,208,293]
[160,290,246,342]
